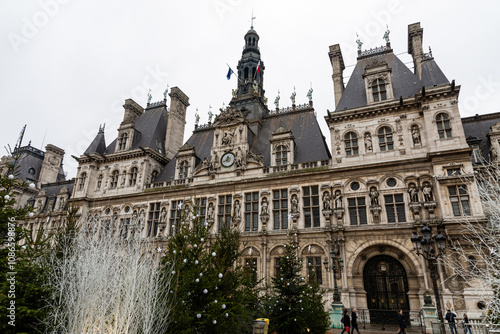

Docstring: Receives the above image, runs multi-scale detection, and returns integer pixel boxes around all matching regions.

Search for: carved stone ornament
[212,106,245,127]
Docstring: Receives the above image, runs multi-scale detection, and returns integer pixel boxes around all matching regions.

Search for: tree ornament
[199,273,203,277]
[218,273,223,278]
[194,244,198,248]
[212,252,216,257]
[29,183,35,188]
[28,212,34,217]
[225,313,229,317]
[183,259,187,263]
[222,304,226,309]
[213,320,217,324]
[195,260,199,264]
[200,238,204,242]
[203,289,208,294]
[195,278,199,282]
[214,299,218,303]
[4,195,10,200]
[172,270,176,274]
[8,174,14,179]
[197,313,201,319]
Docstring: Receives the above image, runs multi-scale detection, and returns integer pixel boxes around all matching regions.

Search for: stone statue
[147,89,152,104]
[370,187,379,206]
[334,190,343,209]
[195,111,200,126]
[356,34,363,51]
[290,88,296,104]
[58,196,66,210]
[291,194,299,214]
[131,210,138,225]
[208,106,213,123]
[261,197,269,215]
[274,91,280,109]
[365,133,373,152]
[322,191,331,210]
[221,131,234,145]
[232,88,238,98]
[408,183,419,202]
[234,200,241,218]
[411,125,421,145]
[307,87,313,102]
[383,26,390,43]
[207,202,215,219]
[491,147,498,162]
[253,80,259,94]
[139,210,145,225]
[422,182,434,202]
[163,86,168,100]
[160,208,167,223]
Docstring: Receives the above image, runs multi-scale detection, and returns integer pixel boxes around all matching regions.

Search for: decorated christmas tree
[165,202,259,333]
[263,232,330,334]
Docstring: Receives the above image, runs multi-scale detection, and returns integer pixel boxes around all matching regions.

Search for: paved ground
[325,324,422,334]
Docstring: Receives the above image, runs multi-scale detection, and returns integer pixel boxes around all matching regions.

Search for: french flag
[256,61,261,74]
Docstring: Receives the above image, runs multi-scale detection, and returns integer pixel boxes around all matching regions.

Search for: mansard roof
[155,108,331,182]
[104,103,167,154]
[84,129,106,155]
[462,112,500,160]
[40,179,75,197]
[421,57,449,88]
[336,51,421,111]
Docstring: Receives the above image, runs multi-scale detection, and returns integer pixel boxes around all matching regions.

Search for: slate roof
[155,109,331,182]
[40,179,75,197]
[10,145,65,183]
[102,104,167,154]
[84,130,106,155]
[335,50,449,111]
[462,112,500,160]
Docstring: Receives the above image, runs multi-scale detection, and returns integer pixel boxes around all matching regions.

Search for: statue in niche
[47,198,55,211]
[408,183,419,202]
[138,210,145,225]
[160,208,167,223]
[221,131,234,146]
[291,194,299,214]
[422,182,434,202]
[322,191,331,210]
[252,80,259,94]
[121,171,126,187]
[411,125,421,145]
[234,200,241,218]
[334,190,343,209]
[207,202,215,220]
[370,187,379,206]
[491,146,498,162]
[36,199,43,213]
[365,133,373,152]
[261,197,269,215]
[59,196,66,210]
[131,210,138,225]
[232,88,238,98]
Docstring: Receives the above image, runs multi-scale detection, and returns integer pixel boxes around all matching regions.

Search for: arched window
[179,161,189,179]
[436,113,452,139]
[129,167,138,186]
[78,172,87,190]
[276,145,288,166]
[378,127,394,151]
[96,174,103,189]
[118,133,128,150]
[110,170,119,189]
[244,67,249,79]
[372,79,387,102]
[344,132,359,156]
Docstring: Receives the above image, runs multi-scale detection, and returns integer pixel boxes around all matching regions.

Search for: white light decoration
[200,238,204,242]
[173,250,177,254]
[195,278,199,283]
[29,183,35,188]
[4,195,10,200]
[195,260,199,264]
[225,313,229,317]
[213,320,217,324]
[203,289,208,294]
[197,314,201,319]
[183,259,187,263]
[214,299,217,303]
[211,252,216,257]
[172,270,176,274]
[218,273,223,278]
[8,174,14,179]
[28,212,34,217]
[193,244,197,248]
[199,273,203,277]
[222,304,226,309]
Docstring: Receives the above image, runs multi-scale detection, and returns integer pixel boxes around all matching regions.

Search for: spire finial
[250,10,256,29]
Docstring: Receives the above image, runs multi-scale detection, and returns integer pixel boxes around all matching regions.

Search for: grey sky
[1,0,499,178]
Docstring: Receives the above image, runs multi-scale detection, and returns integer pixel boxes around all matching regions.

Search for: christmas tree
[165,202,259,334]
[263,232,330,334]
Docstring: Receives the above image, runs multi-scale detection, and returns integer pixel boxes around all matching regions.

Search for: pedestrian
[445,310,458,334]
[463,313,472,334]
[397,309,406,334]
[340,310,351,334]
[351,308,360,334]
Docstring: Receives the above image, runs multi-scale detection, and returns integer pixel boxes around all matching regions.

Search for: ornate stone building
[16,22,500,321]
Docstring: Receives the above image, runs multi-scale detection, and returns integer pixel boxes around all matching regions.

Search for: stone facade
[16,22,499,319]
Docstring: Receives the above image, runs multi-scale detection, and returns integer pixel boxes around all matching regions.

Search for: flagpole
[226,63,241,82]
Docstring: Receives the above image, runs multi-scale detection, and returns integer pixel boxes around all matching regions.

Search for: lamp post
[411,225,447,334]
[323,240,344,304]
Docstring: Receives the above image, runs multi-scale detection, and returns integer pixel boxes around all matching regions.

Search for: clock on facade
[221,152,235,167]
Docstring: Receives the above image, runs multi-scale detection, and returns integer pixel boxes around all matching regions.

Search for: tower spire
[250,11,255,29]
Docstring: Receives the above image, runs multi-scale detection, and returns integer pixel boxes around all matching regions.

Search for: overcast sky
[1,0,499,178]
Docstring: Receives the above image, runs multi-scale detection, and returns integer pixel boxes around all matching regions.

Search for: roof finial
[147,89,152,104]
[195,108,200,126]
[383,24,390,44]
[428,46,433,58]
[250,10,256,29]
[99,123,105,133]
[356,33,363,54]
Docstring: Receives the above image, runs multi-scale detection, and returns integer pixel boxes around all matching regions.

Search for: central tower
[230,25,268,123]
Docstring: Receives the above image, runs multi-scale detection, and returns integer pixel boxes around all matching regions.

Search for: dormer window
[372,79,387,102]
[276,145,288,166]
[118,133,128,150]
[179,161,189,179]
[151,170,158,183]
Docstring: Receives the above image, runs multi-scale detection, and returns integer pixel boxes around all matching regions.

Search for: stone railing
[267,103,312,115]
[359,45,389,57]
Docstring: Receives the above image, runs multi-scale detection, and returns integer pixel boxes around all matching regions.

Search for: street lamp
[411,225,447,334]
[323,240,343,304]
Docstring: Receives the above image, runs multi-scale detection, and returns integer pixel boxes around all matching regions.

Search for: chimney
[122,99,144,124]
[165,87,190,160]
[328,44,345,108]
[408,22,424,80]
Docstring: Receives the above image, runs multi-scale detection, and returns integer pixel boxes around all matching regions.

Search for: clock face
[221,152,235,167]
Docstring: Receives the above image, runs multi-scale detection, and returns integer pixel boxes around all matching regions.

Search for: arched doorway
[363,255,409,324]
